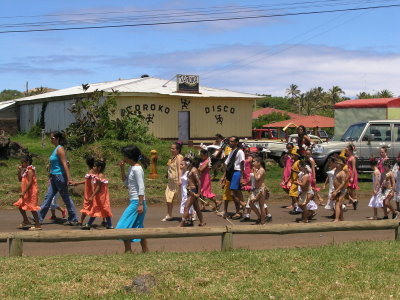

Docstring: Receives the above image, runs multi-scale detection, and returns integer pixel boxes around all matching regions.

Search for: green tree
[0,89,23,101]
[252,112,290,129]
[375,89,394,98]
[285,84,301,114]
[302,87,325,116]
[327,86,345,105]
[256,95,293,112]
[356,90,394,99]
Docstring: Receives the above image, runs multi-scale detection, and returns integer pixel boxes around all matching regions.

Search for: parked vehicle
[251,128,285,140]
[312,120,400,176]
[307,130,330,142]
[260,134,323,162]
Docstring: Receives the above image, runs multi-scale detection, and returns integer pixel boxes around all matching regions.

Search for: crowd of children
[13,131,400,253]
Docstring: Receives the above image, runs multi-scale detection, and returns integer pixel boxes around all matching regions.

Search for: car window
[341,122,366,141]
[394,124,400,142]
[364,124,391,142]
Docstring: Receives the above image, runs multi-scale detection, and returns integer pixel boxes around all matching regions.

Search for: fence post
[8,237,23,257]
[221,227,233,251]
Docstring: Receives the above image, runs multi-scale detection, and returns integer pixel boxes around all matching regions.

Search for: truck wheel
[318,154,336,181]
[278,154,286,168]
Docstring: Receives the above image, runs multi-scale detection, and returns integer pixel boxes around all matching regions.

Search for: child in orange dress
[13,155,41,230]
[81,160,113,229]
[72,156,95,226]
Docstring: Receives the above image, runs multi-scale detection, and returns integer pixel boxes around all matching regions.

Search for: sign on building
[176,74,199,93]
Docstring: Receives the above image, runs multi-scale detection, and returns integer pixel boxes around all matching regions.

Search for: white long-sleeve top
[124,165,145,200]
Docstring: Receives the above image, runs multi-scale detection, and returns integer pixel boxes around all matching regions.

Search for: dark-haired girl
[117,145,149,253]
[248,157,270,224]
[38,131,78,225]
[81,160,113,230]
[180,157,206,227]
[199,149,221,211]
[296,125,312,157]
[163,142,183,221]
[377,146,389,173]
[14,155,41,230]
[72,155,96,225]
[379,160,398,219]
[345,144,359,210]
[280,143,294,192]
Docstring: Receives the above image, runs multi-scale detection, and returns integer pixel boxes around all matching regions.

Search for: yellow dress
[165,154,183,203]
[288,160,300,197]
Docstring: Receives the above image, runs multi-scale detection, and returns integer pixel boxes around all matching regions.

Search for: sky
[1,0,400,98]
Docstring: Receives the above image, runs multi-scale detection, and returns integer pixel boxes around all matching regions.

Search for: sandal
[18,222,32,229]
[28,226,42,231]
[367,216,378,220]
[161,216,173,222]
[295,218,309,223]
[231,213,242,220]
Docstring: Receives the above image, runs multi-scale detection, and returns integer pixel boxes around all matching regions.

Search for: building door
[178,111,190,142]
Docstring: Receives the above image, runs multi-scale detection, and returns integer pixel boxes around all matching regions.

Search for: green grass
[0,135,373,207]
[0,241,399,299]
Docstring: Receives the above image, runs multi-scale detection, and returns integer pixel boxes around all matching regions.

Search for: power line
[0,0,388,28]
[202,9,370,79]
[0,0,389,19]
[0,3,399,34]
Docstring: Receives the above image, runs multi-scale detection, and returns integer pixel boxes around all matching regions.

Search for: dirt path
[0,198,395,256]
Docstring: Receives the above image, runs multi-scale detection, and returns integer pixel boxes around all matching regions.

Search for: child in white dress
[324,158,336,213]
[180,159,194,218]
[368,159,382,220]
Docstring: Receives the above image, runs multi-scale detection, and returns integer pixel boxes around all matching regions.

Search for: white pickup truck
[312,120,400,175]
[243,134,323,162]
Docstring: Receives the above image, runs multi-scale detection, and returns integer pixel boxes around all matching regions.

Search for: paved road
[0,198,395,256]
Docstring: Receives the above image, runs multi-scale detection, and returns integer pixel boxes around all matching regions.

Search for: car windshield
[340,122,366,141]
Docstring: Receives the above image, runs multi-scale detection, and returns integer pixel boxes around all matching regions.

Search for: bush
[27,124,42,137]
[66,87,157,149]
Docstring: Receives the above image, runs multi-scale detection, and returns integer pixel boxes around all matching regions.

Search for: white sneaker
[161,216,172,222]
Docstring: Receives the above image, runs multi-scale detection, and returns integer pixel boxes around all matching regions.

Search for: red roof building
[252,107,301,119]
[334,98,400,138]
[335,98,400,109]
[263,115,334,128]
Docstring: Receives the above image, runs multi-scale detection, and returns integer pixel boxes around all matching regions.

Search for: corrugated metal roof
[15,77,261,104]
[0,100,16,110]
[335,98,400,108]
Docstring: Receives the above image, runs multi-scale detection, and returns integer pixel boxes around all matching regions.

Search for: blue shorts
[229,171,242,190]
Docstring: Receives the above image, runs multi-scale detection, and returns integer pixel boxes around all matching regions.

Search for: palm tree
[328,86,345,106]
[285,84,301,114]
[375,89,394,98]
[356,91,373,99]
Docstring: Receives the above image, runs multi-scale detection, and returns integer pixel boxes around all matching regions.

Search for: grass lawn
[0,135,373,208]
[0,240,399,299]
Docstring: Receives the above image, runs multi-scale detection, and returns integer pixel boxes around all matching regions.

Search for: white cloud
[104,43,400,97]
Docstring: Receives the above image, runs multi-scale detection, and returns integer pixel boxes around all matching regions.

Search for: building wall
[19,99,76,132]
[334,107,387,138]
[116,95,253,139]
[18,95,253,139]
[388,107,400,119]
